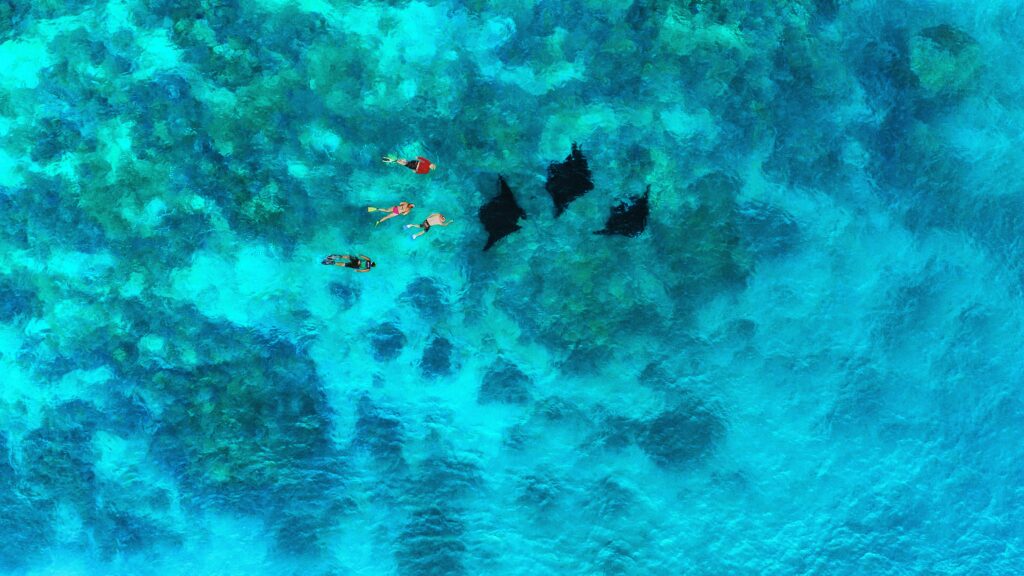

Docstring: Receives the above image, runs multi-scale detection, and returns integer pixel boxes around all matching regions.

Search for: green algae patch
[660,172,752,306]
[538,105,620,160]
[242,181,285,224]
[910,24,983,98]
[74,159,175,239]
[152,345,334,497]
[658,5,748,58]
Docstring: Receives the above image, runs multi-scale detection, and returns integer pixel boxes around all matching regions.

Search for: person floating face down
[322,254,375,272]
[370,201,414,226]
[404,213,451,240]
[382,154,436,174]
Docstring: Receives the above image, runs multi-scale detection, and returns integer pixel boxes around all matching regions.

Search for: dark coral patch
[370,323,407,361]
[413,456,482,501]
[478,359,532,405]
[0,279,36,321]
[421,336,454,378]
[921,24,976,56]
[353,396,405,466]
[396,507,467,576]
[328,281,360,308]
[517,473,563,510]
[401,277,448,319]
[638,396,724,467]
[736,200,799,258]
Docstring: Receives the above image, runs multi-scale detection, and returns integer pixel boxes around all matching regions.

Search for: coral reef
[0,1,1020,574]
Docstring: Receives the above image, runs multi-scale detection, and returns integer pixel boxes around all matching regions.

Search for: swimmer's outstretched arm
[330,254,352,267]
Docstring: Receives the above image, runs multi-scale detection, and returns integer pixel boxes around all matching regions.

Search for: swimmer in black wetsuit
[322,254,375,272]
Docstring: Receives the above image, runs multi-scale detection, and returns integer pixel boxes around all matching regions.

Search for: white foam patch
[132,29,185,79]
[0,37,52,90]
[660,106,721,148]
[0,148,23,187]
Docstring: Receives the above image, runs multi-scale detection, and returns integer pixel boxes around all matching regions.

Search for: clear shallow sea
[1,0,1023,574]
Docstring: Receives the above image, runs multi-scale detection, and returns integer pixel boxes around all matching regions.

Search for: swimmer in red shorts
[382,154,436,174]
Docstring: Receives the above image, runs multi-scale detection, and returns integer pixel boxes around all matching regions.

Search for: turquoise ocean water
[2,0,1023,574]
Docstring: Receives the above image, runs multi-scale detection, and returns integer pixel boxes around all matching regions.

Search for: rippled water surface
[1,1,1022,574]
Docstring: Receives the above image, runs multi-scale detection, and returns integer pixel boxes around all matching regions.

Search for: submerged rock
[401,277,447,319]
[584,476,636,520]
[637,396,724,467]
[0,280,35,321]
[21,405,99,504]
[328,281,359,308]
[814,0,839,21]
[595,186,650,238]
[545,142,594,217]
[660,172,752,304]
[594,414,642,450]
[414,456,482,501]
[0,436,50,569]
[479,175,527,251]
[370,323,406,361]
[596,540,638,575]
[478,359,532,405]
[91,507,183,557]
[147,333,336,510]
[421,336,454,378]
[517,473,563,510]
[736,200,799,258]
[353,396,404,465]
[910,24,982,98]
[397,507,467,576]
[687,0,730,22]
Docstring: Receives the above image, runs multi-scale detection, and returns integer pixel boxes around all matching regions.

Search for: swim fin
[368,207,378,212]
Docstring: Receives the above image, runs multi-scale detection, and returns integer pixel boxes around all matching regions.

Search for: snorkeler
[382,154,436,174]
[322,254,375,272]
[404,213,451,240]
[368,201,414,226]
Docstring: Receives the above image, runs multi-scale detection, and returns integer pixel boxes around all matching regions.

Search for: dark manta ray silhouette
[545,142,594,217]
[595,186,650,238]
[479,176,527,251]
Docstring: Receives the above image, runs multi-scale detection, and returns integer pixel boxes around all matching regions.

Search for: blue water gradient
[1,0,1023,574]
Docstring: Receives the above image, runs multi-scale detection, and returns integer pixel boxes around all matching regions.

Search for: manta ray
[545,142,594,217]
[479,176,527,251]
[594,186,650,238]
